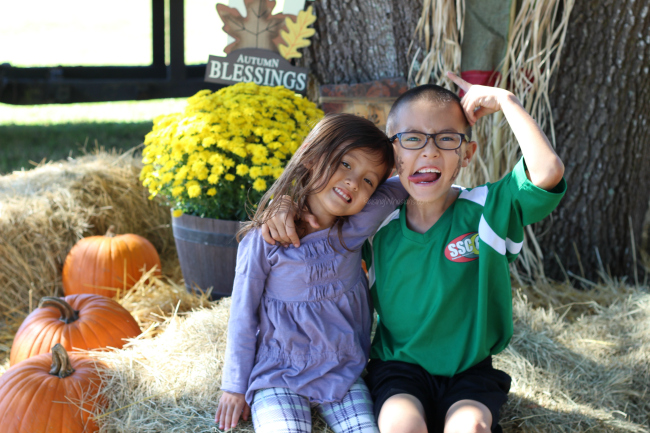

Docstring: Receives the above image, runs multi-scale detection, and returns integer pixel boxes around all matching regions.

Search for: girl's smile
[333,186,352,203]
[307,147,387,229]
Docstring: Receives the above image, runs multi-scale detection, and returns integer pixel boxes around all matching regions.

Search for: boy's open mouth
[408,167,441,184]
[334,187,352,203]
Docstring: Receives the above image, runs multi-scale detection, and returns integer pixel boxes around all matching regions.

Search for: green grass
[0,122,152,174]
[0,99,188,125]
[0,98,188,174]
[0,0,228,174]
[0,0,288,174]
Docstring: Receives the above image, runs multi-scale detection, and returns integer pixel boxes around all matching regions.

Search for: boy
[262,72,566,433]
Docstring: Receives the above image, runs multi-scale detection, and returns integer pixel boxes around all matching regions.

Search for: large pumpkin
[62,225,161,297]
[10,294,141,366]
[0,344,106,432]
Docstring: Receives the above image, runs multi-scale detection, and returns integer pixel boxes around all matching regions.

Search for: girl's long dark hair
[238,113,395,249]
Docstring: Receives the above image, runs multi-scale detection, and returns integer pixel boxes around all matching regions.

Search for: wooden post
[169,0,186,82]
[152,0,166,74]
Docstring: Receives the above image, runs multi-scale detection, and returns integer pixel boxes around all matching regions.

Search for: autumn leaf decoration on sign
[278,6,316,59]
[206,1,315,93]
[216,0,316,58]
[217,0,289,53]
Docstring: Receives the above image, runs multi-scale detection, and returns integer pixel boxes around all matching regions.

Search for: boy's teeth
[416,168,440,174]
[334,187,351,202]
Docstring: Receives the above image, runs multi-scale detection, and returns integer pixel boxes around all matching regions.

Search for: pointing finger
[447,71,471,92]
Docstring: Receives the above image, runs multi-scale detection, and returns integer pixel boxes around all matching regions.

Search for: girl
[215,113,407,433]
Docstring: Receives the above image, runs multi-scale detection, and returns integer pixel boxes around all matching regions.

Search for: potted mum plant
[140,82,322,298]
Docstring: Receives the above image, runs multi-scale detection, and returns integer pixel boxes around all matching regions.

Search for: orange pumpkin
[10,294,141,366]
[0,344,106,432]
[62,225,161,297]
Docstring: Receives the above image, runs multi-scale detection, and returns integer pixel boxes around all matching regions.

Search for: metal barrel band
[172,225,237,248]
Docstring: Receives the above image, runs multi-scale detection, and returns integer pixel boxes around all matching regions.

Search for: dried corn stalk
[409,0,575,282]
[408,0,465,89]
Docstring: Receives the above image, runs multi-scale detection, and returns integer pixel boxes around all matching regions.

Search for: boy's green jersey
[362,158,566,376]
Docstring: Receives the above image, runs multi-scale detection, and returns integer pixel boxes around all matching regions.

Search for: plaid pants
[251,378,379,433]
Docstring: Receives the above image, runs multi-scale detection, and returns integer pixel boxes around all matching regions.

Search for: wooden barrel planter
[171,211,240,299]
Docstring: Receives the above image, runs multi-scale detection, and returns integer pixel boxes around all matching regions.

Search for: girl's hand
[261,195,320,248]
[447,71,517,126]
[215,391,250,431]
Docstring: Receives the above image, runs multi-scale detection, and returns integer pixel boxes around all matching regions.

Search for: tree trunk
[299,0,650,282]
[540,0,650,282]
[298,0,422,85]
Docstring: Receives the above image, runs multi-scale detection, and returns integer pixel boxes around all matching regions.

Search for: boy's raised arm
[447,72,564,191]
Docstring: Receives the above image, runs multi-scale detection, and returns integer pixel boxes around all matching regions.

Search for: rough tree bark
[298,0,423,85]
[298,0,650,282]
[540,0,650,282]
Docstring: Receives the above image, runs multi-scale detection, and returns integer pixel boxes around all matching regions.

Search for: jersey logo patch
[445,232,480,262]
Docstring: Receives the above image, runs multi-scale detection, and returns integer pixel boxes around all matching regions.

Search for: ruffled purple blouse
[221,177,406,404]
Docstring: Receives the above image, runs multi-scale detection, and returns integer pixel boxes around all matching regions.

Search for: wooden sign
[319,78,408,131]
[205,0,316,94]
[205,48,307,92]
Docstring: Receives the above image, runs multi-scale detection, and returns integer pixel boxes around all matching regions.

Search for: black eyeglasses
[390,132,468,150]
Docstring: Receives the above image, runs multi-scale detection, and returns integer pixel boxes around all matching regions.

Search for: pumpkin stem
[50,344,76,378]
[39,297,79,324]
[105,225,117,237]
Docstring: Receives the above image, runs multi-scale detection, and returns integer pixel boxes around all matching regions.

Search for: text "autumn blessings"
[207,54,308,91]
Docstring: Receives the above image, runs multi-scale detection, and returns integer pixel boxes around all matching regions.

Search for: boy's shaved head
[386,84,472,139]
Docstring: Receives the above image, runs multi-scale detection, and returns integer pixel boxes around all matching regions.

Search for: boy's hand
[260,195,320,247]
[447,72,514,125]
[215,391,250,431]
[446,71,564,190]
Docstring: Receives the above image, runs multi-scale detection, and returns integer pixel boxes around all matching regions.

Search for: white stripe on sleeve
[506,238,524,254]
[459,185,488,207]
[478,215,506,255]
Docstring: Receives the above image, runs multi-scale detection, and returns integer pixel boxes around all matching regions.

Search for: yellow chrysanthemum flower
[139,82,323,220]
[187,184,201,198]
[272,167,284,179]
[249,166,263,179]
[252,178,267,192]
[171,186,184,197]
[236,164,249,176]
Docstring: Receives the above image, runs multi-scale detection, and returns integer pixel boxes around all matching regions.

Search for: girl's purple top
[221,177,407,404]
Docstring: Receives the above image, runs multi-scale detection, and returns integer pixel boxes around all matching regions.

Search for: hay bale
[0,149,177,365]
[2,149,648,432]
[93,300,232,433]
[93,295,334,433]
[497,290,650,432]
[117,269,214,337]
[90,278,650,433]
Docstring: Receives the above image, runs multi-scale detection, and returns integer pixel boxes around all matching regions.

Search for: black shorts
[364,357,511,433]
